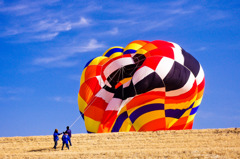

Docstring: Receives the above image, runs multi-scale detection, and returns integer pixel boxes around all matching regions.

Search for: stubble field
[0,128,239,159]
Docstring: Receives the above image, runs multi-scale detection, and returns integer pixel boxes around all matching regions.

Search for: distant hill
[0,128,239,158]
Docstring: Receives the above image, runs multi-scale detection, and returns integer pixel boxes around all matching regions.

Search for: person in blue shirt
[65,126,72,146]
[53,129,62,149]
[62,132,70,150]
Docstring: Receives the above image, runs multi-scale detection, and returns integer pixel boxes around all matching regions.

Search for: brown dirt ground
[0,128,239,159]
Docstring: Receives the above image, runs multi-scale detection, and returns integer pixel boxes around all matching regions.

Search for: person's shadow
[28,147,56,152]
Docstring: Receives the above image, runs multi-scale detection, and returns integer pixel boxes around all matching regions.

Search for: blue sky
[0,0,240,137]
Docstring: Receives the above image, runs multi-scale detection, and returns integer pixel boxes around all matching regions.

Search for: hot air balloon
[78,40,205,133]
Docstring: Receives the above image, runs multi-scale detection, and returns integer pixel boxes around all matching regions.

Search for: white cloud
[32,32,59,41]
[34,20,71,32]
[0,86,34,101]
[31,17,90,34]
[80,39,105,52]
[164,0,189,7]
[0,86,33,95]
[0,96,21,101]
[0,29,20,37]
[80,2,102,13]
[165,8,196,15]
[31,0,60,6]
[108,27,119,35]
[0,1,91,42]
[195,47,207,52]
[105,19,137,25]
[0,4,28,12]
[52,96,62,102]
[0,16,91,42]
[208,10,229,20]
[0,0,60,15]
[51,96,75,103]
[142,18,173,31]
[73,17,90,26]
[33,39,105,67]
[33,54,66,65]
[0,4,40,16]
[95,27,119,37]
[68,74,81,81]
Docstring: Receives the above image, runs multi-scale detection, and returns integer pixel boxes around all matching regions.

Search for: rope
[69,115,82,128]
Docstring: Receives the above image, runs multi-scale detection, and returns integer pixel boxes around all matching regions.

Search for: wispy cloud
[64,39,106,54]
[1,16,91,42]
[0,86,34,101]
[193,47,207,52]
[0,0,60,15]
[105,19,137,25]
[0,0,216,44]
[96,27,119,36]
[32,17,90,33]
[80,2,102,13]
[0,0,91,42]
[74,17,90,26]
[0,4,40,16]
[108,27,119,35]
[0,0,234,46]
[208,10,229,21]
[164,6,201,15]
[142,18,174,31]
[33,32,59,41]
[51,96,75,104]
[33,39,105,67]
[164,0,189,7]
[0,4,27,12]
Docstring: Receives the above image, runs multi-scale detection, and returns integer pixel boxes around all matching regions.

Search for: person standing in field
[65,126,72,146]
[53,129,62,149]
[62,132,70,150]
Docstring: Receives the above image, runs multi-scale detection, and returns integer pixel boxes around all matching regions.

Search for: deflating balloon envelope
[78,40,205,133]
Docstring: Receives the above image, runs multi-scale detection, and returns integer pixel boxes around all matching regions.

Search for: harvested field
[0,128,239,159]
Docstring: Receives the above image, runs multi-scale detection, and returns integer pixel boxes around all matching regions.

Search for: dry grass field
[0,128,239,159]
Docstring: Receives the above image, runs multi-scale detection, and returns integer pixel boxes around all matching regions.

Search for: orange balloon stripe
[139,118,166,131]
[79,83,94,103]
[85,78,102,94]
[165,81,198,103]
[169,116,189,129]
[84,105,105,122]
[84,65,102,82]
[126,91,165,110]
[86,97,108,110]
[101,110,118,124]
[84,98,108,121]
[137,43,158,53]
[129,40,149,46]
[184,121,194,129]
[99,111,118,132]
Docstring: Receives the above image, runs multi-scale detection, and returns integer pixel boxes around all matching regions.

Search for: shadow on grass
[28,147,58,152]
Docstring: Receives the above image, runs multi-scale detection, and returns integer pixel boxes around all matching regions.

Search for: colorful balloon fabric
[78,40,205,133]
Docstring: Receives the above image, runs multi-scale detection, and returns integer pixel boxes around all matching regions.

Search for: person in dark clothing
[65,126,72,146]
[61,132,70,150]
[53,129,62,149]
